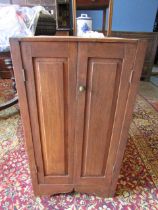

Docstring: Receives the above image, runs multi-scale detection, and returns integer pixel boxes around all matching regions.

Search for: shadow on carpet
[151,76,158,87]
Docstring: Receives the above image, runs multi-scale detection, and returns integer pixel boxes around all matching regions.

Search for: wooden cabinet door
[74,41,146,197]
[12,41,77,195]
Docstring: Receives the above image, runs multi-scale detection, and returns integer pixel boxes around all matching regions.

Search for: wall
[77,0,158,32]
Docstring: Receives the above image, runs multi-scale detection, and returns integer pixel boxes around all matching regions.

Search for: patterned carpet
[0,80,158,209]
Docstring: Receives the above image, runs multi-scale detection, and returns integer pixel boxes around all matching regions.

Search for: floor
[0,79,158,209]
[139,81,158,100]
[152,66,158,74]
[150,66,158,88]
[151,75,158,87]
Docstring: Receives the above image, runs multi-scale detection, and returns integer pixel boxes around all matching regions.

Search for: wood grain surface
[10,37,147,197]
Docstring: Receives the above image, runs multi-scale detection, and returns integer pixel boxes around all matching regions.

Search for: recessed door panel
[34,58,68,176]
[20,42,77,189]
[74,42,137,196]
[81,59,118,177]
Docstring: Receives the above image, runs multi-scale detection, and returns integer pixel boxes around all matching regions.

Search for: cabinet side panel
[34,58,68,176]
[81,59,118,177]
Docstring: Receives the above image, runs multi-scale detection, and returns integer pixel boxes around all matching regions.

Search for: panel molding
[81,58,122,178]
[34,58,68,178]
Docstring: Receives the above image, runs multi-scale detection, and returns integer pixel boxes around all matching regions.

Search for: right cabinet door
[74,41,146,196]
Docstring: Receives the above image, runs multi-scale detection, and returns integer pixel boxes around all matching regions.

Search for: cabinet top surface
[10,36,139,44]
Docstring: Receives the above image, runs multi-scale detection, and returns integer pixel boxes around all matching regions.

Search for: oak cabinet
[10,37,146,197]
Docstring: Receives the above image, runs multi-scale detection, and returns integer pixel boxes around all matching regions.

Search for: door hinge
[22,68,26,82]
[35,164,38,174]
[129,70,134,84]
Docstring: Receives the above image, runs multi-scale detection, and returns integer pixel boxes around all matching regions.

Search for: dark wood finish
[56,31,69,36]
[0,52,13,79]
[102,9,106,33]
[107,0,113,36]
[111,31,158,80]
[0,52,18,112]
[76,0,109,9]
[10,37,147,197]
[154,10,158,65]
[155,47,158,65]
[73,0,76,35]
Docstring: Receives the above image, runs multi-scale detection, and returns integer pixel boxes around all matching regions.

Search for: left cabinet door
[11,40,77,195]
